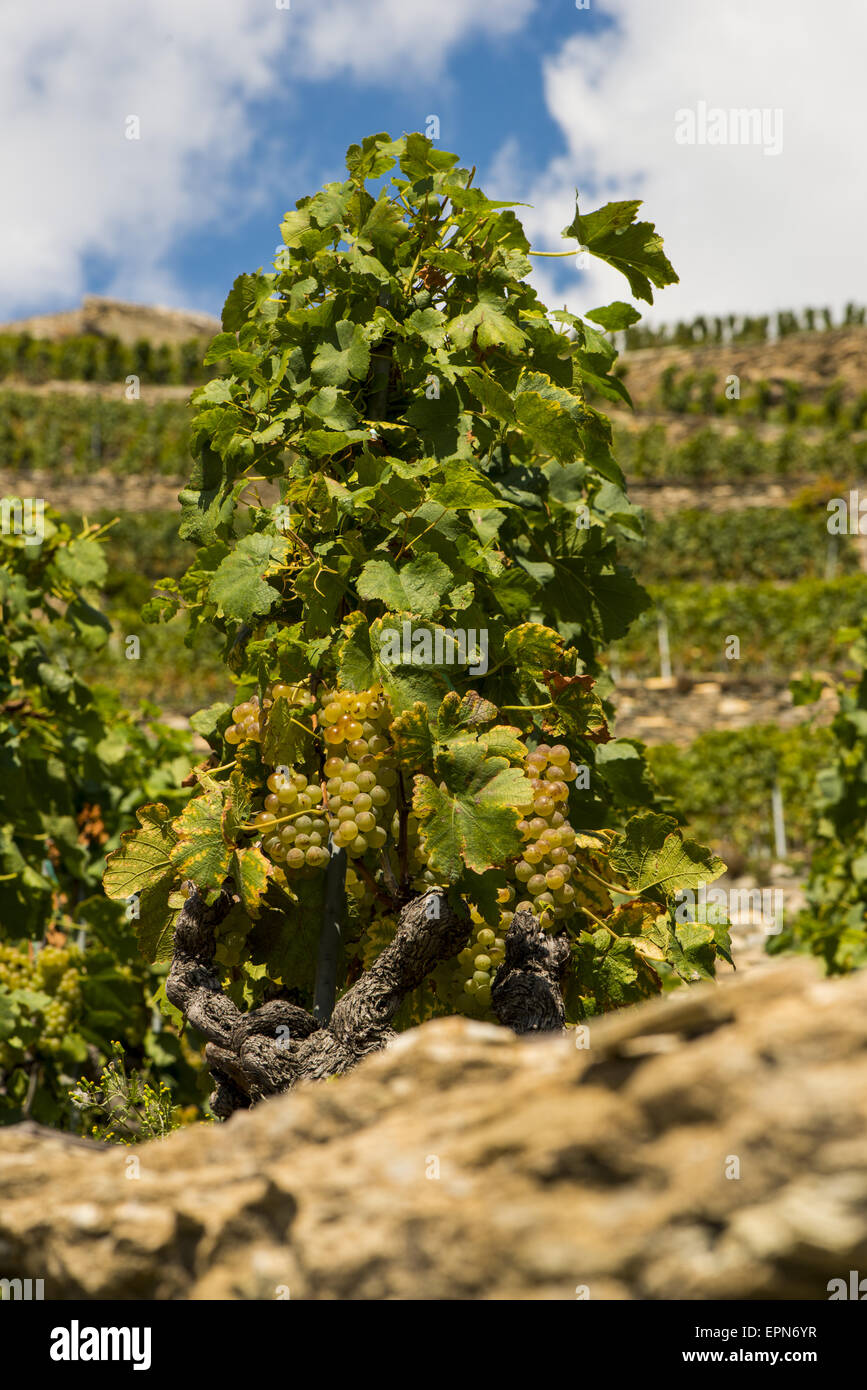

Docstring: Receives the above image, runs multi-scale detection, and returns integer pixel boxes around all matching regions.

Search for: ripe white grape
[504,739,586,931]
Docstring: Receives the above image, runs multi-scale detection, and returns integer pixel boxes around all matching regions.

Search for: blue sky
[172,4,612,318]
[1,0,864,328]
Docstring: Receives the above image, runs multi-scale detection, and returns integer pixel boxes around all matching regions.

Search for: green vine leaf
[208,532,288,623]
[261,696,314,769]
[357,554,453,619]
[232,845,271,917]
[311,320,371,387]
[563,198,678,304]
[414,760,530,880]
[609,813,726,898]
[103,804,182,966]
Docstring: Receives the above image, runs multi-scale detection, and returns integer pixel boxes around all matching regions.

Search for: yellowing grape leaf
[170,788,232,889]
[607,901,668,960]
[392,701,437,778]
[504,622,565,675]
[102,805,183,965]
[435,690,499,735]
[232,845,271,917]
[104,803,177,900]
[542,669,610,744]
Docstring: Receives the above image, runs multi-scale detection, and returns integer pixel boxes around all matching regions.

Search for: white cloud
[288,0,536,82]
[496,0,867,325]
[0,0,537,318]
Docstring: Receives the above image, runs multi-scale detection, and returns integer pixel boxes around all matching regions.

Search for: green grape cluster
[0,942,83,1058]
[0,941,30,990]
[224,681,311,747]
[453,906,508,1014]
[214,920,253,970]
[249,683,401,876]
[320,684,397,857]
[220,681,588,1011]
[258,766,330,870]
[511,743,582,930]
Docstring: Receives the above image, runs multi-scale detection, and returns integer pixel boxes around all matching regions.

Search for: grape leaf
[261,696,314,769]
[104,803,178,901]
[170,789,232,889]
[609,813,725,897]
[52,537,107,590]
[136,878,182,965]
[413,705,532,880]
[447,286,526,354]
[391,702,437,778]
[357,553,453,619]
[311,320,371,386]
[427,461,506,511]
[232,845,271,917]
[563,199,677,304]
[464,371,516,424]
[542,670,610,744]
[514,389,583,463]
[584,302,641,332]
[208,533,288,622]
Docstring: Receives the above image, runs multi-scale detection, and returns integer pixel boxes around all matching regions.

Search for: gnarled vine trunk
[166,887,568,1117]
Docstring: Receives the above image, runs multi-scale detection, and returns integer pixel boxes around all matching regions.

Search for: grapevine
[104,131,734,1116]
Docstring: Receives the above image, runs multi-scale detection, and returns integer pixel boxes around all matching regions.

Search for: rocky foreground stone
[1,956,865,1300]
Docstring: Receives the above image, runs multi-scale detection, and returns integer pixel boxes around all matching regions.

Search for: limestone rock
[0,295,220,346]
[1,957,865,1300]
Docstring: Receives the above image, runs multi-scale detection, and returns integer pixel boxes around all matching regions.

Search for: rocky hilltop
[0,295,220,346]
[0,956,864,1301]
